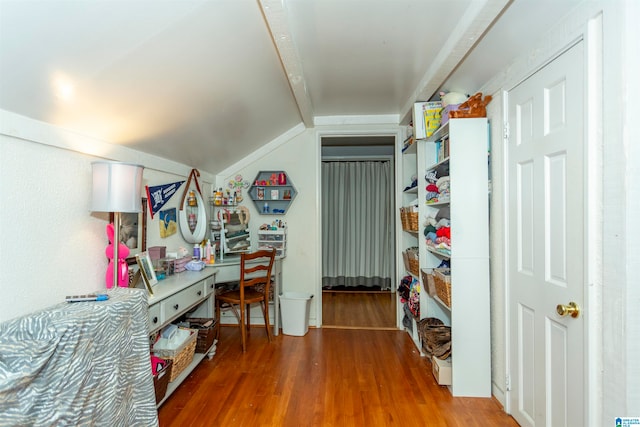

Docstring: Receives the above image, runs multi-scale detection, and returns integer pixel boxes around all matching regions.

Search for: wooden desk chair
[215,249,276,352]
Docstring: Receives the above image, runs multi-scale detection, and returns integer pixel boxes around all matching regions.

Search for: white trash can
[279,292,314,336]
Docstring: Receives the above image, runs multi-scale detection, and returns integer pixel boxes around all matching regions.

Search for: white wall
[484,91,508,404]
[217,127,320,323]
[217,121,402,327]
[606,0,640,416]
[0,111,213,323]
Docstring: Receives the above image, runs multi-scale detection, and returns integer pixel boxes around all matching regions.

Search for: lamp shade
[91,161,144,213]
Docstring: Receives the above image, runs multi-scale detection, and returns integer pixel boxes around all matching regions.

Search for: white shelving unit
[420,118,491,397]
[398,132,421,346]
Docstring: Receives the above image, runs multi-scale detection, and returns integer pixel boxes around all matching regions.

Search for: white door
[508,41,585,427]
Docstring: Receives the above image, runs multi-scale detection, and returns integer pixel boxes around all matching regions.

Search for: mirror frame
[178,189,207,243]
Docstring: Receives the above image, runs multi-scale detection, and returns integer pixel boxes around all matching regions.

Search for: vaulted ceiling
[0,0,581,174]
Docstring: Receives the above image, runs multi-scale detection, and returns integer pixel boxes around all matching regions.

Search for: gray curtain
[321,160,393,289]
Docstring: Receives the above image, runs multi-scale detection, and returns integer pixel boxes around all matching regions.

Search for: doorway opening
[320,135,396,329]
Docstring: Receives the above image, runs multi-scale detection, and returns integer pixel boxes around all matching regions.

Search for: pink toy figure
[105,223,130,288]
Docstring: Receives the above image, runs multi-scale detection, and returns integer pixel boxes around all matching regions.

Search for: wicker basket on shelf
[417,317,451,359]
[406,211,418,231]
[400,208,408,229]
[153,359,173,404]
[400,207,418,232]
[186,318,217,353]
[405,248,419,276]
[421,269,437,297]
[433,268,452,308]
[153,328,198,382]
[402,251,410,273]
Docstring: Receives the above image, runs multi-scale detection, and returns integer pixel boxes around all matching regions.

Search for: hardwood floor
[158,326,518,426]
[322,290,396,329]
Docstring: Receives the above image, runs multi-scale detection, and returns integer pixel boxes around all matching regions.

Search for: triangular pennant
[146,181,185,219]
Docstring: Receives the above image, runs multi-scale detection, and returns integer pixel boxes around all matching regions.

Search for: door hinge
[505,374,512,391]
[503,122,510,140]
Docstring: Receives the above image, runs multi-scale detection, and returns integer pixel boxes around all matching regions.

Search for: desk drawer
[149,303,162,332]
[203,276,216,297]
[161,282,206,322]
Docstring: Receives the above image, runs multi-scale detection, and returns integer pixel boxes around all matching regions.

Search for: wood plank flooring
[322,290,396,329]
[158,326,518,426]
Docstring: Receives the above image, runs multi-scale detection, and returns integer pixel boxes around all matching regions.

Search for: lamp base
[105,219,131,289]
[106,258,130,289]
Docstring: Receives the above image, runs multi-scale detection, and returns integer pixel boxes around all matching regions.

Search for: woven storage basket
[434,268,452,308]
[402,251,411,273]
[417,318,451,359]
[187,318,217,353]
[400,207,418,232]
[421,269,437,297]
[153,359,172,404]
[408,258,419,277]
[153,328,197,382]
[406,248,419,276]
[399,208,406,229]
[406,211,418,231]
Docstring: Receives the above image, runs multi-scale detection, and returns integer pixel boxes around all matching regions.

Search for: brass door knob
[556,301,580,318]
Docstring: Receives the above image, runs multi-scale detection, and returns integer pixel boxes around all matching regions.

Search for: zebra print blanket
[0,288,158,426]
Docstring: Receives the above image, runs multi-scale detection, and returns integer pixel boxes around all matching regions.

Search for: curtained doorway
[320,135,396,328]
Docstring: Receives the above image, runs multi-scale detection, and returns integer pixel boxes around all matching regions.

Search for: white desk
[210,255,283,336]
[146,269,216,406]
[147,257,282,406]
[147,269,216,334]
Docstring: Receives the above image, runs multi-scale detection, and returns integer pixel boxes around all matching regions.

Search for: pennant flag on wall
[146,181,185,218]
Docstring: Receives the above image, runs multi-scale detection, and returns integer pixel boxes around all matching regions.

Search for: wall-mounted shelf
[248,171,297,215]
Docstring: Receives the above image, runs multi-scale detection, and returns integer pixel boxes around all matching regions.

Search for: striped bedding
[0,288,158,426]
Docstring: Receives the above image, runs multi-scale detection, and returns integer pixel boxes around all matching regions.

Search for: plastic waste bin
[279,292,314,336]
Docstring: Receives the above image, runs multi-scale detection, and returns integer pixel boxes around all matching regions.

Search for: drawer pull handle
[152,316,158,324]
[197,290,202,296]
[173,304,179,310]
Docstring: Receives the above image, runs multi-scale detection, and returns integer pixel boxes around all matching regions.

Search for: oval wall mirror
[178,188,207,243]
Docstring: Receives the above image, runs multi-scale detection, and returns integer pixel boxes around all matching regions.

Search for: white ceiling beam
[259,0,315,128]
[400,0,511,123]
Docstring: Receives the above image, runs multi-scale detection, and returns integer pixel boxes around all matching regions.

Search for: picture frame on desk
[136,251,157,295]
[127,265,142,288]
[111,197,147,265]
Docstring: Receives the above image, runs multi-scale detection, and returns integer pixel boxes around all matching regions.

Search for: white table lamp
[91,161,144,289]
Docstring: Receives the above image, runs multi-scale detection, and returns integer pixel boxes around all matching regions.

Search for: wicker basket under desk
[185,318,217,353]
[153,359,173,403]
[152,328,198,382]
